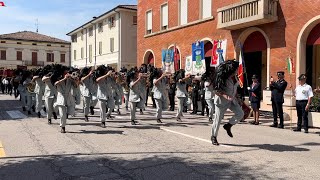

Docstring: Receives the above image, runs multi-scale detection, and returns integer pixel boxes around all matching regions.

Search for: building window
[60,54,65,63]
[61,45,65,47]
[74,50,77,60]
[0,50,6,60]
[201,0,212,19]
[47,44,51,46]
[81,30,84,41]
[89,45,93,63]
[81,47,84,59]
[133,16,137,25]
[89,27,93,37]
[17,42,22,44]
[32,52,38,65]
[71,34,77,42]
[17,51,22,61]
[0,41,5,43]
[146,10,153,34]
[98,22,103,33]
[179,0,188,25]
[99,41,102,55]
[32,43,37,46]
[161,4,168,30]
[110,38,114,52]
[47,53,54,62]
[108,16,115,28]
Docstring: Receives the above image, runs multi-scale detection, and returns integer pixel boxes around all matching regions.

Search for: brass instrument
[27,82,35,93]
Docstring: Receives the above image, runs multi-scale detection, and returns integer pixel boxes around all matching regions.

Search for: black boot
[22,107,26,111]
[61,127,66,133]
[85,115,89,122]
[209,118,213,123]
[211,136,219,146]
[32,105,35,112]
[48,119,52,124]
[28,111,31,115]
[53,112,57,120]
[223,123,233,138]
[90,106,94,115]
[157,119,163,123]
[140,109,144,115]
[43,107,46,113]
[117,109,121,115]
[131,120,137,125]
[37,112,41,118]
[101,122,106,128]
[176,117,182,122]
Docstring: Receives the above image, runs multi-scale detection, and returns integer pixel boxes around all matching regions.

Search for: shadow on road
[223,143,310,152]
[0,152,274,179]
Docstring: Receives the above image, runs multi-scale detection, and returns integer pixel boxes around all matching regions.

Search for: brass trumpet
[27,82,36,93]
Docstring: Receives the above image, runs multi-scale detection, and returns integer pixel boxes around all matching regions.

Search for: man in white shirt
[294,74,313,133]
[2,77,9,94]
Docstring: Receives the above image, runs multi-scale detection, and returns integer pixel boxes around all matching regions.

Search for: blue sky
[0,0,137,41]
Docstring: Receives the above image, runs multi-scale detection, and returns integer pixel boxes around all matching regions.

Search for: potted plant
[308,92,320,127]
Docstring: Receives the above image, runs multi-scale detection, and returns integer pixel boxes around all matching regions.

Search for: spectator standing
[293,74,313,133]
[248,75,261,125]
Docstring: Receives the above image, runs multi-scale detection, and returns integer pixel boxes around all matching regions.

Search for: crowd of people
[1,59,318,145]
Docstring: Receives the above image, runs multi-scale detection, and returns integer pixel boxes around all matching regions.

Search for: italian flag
[0,1,5,6]
[238,48,244,88]
[287,57,293,74]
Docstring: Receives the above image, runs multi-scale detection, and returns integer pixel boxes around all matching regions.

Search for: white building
[0,31,71,69]
[67,5,137,70]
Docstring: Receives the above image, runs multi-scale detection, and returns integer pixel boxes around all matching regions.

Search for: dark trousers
[145,88,149,106]
[272,101,284,126]
[192,93,199,113]
[201,97,209,116]
[296,100,309,130]
[169,93,175,111]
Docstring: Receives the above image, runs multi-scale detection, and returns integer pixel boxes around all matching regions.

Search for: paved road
[0,95,319,180]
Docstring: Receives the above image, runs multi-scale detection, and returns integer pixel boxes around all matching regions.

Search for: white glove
[247,87,251,90]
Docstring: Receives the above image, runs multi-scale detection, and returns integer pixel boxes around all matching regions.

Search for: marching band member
[139,64,148,114]
[18,74,27,112]
[174,69,190,122]
[152,68,169,123]
[80,67,96,122]
[128,68,144,125]
[69,70,81,117]
[53,66,73,133]
[95,65,113,128]
[42,71,57,124]
[114,72,125,115]
[211,60,244,145]
[120,67,129,111]
[24,72,36,115]
[32,68,45,118]
[203,72,215,122]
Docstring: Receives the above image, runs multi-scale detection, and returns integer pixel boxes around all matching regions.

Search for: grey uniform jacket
[129,80,142,102]
[152,78,166,100]
[42,77,56,98]
[34,78,45,95]
[176,82,187,98]
[204,81,215,100]
[214,78,238,106]
[81,76,95,98]
[54,79,73,106]
[97,77,113,101]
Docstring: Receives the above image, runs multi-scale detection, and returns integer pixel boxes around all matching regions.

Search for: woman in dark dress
[248,75,261,125]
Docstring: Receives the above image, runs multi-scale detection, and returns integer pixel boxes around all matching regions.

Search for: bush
[310,92,320,112]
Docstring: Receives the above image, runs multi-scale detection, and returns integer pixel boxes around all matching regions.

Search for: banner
[162,49,175,74]
[192,41,206,75]
[185,55,193,75]
[211,39,227,67]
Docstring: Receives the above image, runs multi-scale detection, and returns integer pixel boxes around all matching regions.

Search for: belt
[296,100,308,102]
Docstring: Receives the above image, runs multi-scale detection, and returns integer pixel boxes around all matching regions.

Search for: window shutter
[162,4,168,27]
[180,0,188,25]
[147,11,152,30]
[202,0,212,18]
[110,38,114,52]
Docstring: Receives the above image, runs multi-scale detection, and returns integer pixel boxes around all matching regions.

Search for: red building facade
[137,0,320,91]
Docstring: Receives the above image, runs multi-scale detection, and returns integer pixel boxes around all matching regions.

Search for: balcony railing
[24,61,44,66]
[217,0,278,30]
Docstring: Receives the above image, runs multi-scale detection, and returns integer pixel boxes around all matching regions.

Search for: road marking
[0,141,6,157]
[161,127,231,148]
[6,110,27,119]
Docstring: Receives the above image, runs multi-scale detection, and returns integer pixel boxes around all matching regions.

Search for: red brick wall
[137,0,320,88]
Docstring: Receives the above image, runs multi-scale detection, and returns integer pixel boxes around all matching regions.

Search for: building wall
[120,11,138,69]
[70,9,137,70]
[138,0,320,89]
[0,40,70,69]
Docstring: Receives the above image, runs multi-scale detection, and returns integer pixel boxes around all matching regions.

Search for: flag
[174,44,179,71]
[238,45,244,88]
[211,40,219,67]
[287,57,294,74]
[0,1,5,6]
